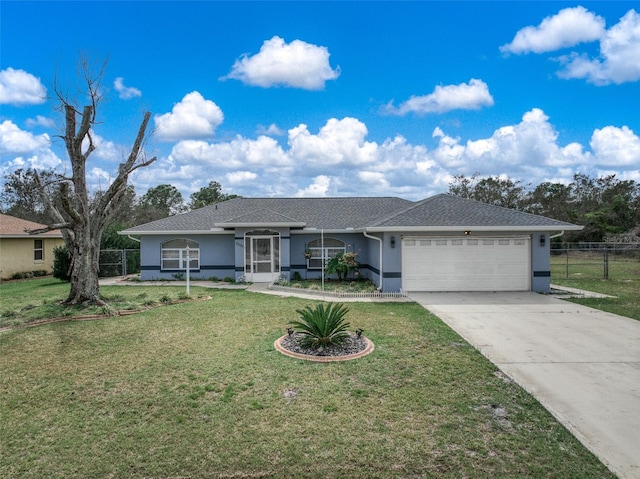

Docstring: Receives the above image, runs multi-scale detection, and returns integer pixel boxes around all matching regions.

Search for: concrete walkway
[410,291,640,479]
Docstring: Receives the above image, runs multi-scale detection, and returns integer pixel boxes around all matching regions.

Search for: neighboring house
[120,194,582,293]
[0,214,65,279]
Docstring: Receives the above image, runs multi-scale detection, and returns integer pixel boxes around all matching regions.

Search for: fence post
[122,249,126,277]
[565,248,569,279]
[603,247,609,280]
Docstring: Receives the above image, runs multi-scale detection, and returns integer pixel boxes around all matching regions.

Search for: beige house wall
[0,237,65,279]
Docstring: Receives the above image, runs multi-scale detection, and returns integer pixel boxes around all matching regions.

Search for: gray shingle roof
[121,197,412,233]
[120,194,581,234]
[368,194,580,229]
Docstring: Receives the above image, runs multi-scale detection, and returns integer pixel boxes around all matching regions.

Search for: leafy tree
[1,168,57,223]
[101,221,140,250]
[138,184,185,222]
[450,173,639,243]
[189,181,237,209]
[572,174,639,241]
[30,58,156,305]
[527,182,573,221]
[448,174,529,209]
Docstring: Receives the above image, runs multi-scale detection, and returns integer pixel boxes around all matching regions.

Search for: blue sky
[1,1,639,201]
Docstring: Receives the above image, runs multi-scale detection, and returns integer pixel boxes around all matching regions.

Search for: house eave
[118,229,232,236]
[0,233,64,239]
[213,222,307,228]
[364,225,584,233]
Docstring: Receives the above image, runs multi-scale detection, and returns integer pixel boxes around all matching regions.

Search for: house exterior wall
[289,232,371,282]
[139,233,235,280]
[531,232,551,293]
[138,229,553,292]
[0,237,65,279]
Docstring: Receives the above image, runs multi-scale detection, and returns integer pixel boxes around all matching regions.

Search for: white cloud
[169,135,289,170]
[590,125,640,166]
[294,175,332,197]
[226,171,258,184]
[0,68,47,106]
[25,115,56,128]
[154,91,224,142]
[0,121,62,175]
[0,120,50,153]
[86,132,121,162]
[114,77,142,100]
[557,9,640,85]
[143,112,638,201]
[256,123,285,136]
[384,79,494,115]
[222,36,340,90]
[500,6,605,54]
[288,117,378,170]
[443,108,588,175]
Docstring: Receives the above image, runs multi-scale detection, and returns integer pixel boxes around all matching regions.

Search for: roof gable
[214,209,306,227]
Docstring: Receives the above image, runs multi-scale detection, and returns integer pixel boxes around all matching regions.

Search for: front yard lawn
[0,281,615,478]
[551,258,640,321]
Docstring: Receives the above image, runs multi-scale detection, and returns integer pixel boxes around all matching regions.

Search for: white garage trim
[402,236,531,292]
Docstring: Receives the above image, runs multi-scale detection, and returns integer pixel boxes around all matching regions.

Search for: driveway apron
[410,291,640,479]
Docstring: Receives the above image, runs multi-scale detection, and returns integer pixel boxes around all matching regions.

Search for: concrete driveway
[410,291,640,479]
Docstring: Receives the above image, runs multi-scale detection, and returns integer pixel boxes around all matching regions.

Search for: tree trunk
[65,222,102,305]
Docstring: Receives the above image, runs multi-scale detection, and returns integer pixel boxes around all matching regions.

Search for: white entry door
[245,234,280,282]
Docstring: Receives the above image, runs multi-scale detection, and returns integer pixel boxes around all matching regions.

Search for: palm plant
[289,303,351,349]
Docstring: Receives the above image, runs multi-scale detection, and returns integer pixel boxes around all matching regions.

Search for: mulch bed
[275,332,374,362]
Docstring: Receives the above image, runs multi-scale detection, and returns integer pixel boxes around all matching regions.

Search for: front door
[245,234,280,282]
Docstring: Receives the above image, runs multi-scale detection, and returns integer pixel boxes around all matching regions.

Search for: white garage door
[402,236,531,292]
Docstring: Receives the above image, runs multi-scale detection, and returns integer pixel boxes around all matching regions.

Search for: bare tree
[31,60,156,305]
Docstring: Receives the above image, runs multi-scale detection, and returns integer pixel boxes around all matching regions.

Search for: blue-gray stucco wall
[139,233,235,281]
[138,230,552,292]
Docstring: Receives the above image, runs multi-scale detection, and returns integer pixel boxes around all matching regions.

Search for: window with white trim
[34,239,44,261]
[161,239,200,270]
[306,238,345,269]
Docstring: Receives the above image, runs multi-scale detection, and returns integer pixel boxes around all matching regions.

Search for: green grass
[551,255,640,320]
[0,278,211,328]
[0,281,615,478]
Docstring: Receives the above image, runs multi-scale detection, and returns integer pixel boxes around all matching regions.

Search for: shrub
[325,252,359,280]
[292,271,302,281]
[12,271,32,280]
[53,245,71,282]
[289,303,351,349]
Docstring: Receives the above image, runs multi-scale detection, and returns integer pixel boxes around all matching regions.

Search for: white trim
[366,225,583,233]
[214,222,306,228]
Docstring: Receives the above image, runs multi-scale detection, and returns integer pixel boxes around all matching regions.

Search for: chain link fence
[99,249,141,277]
[550,243,640,281]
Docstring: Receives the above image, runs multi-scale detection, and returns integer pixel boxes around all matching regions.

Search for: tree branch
[26,223,71,235]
